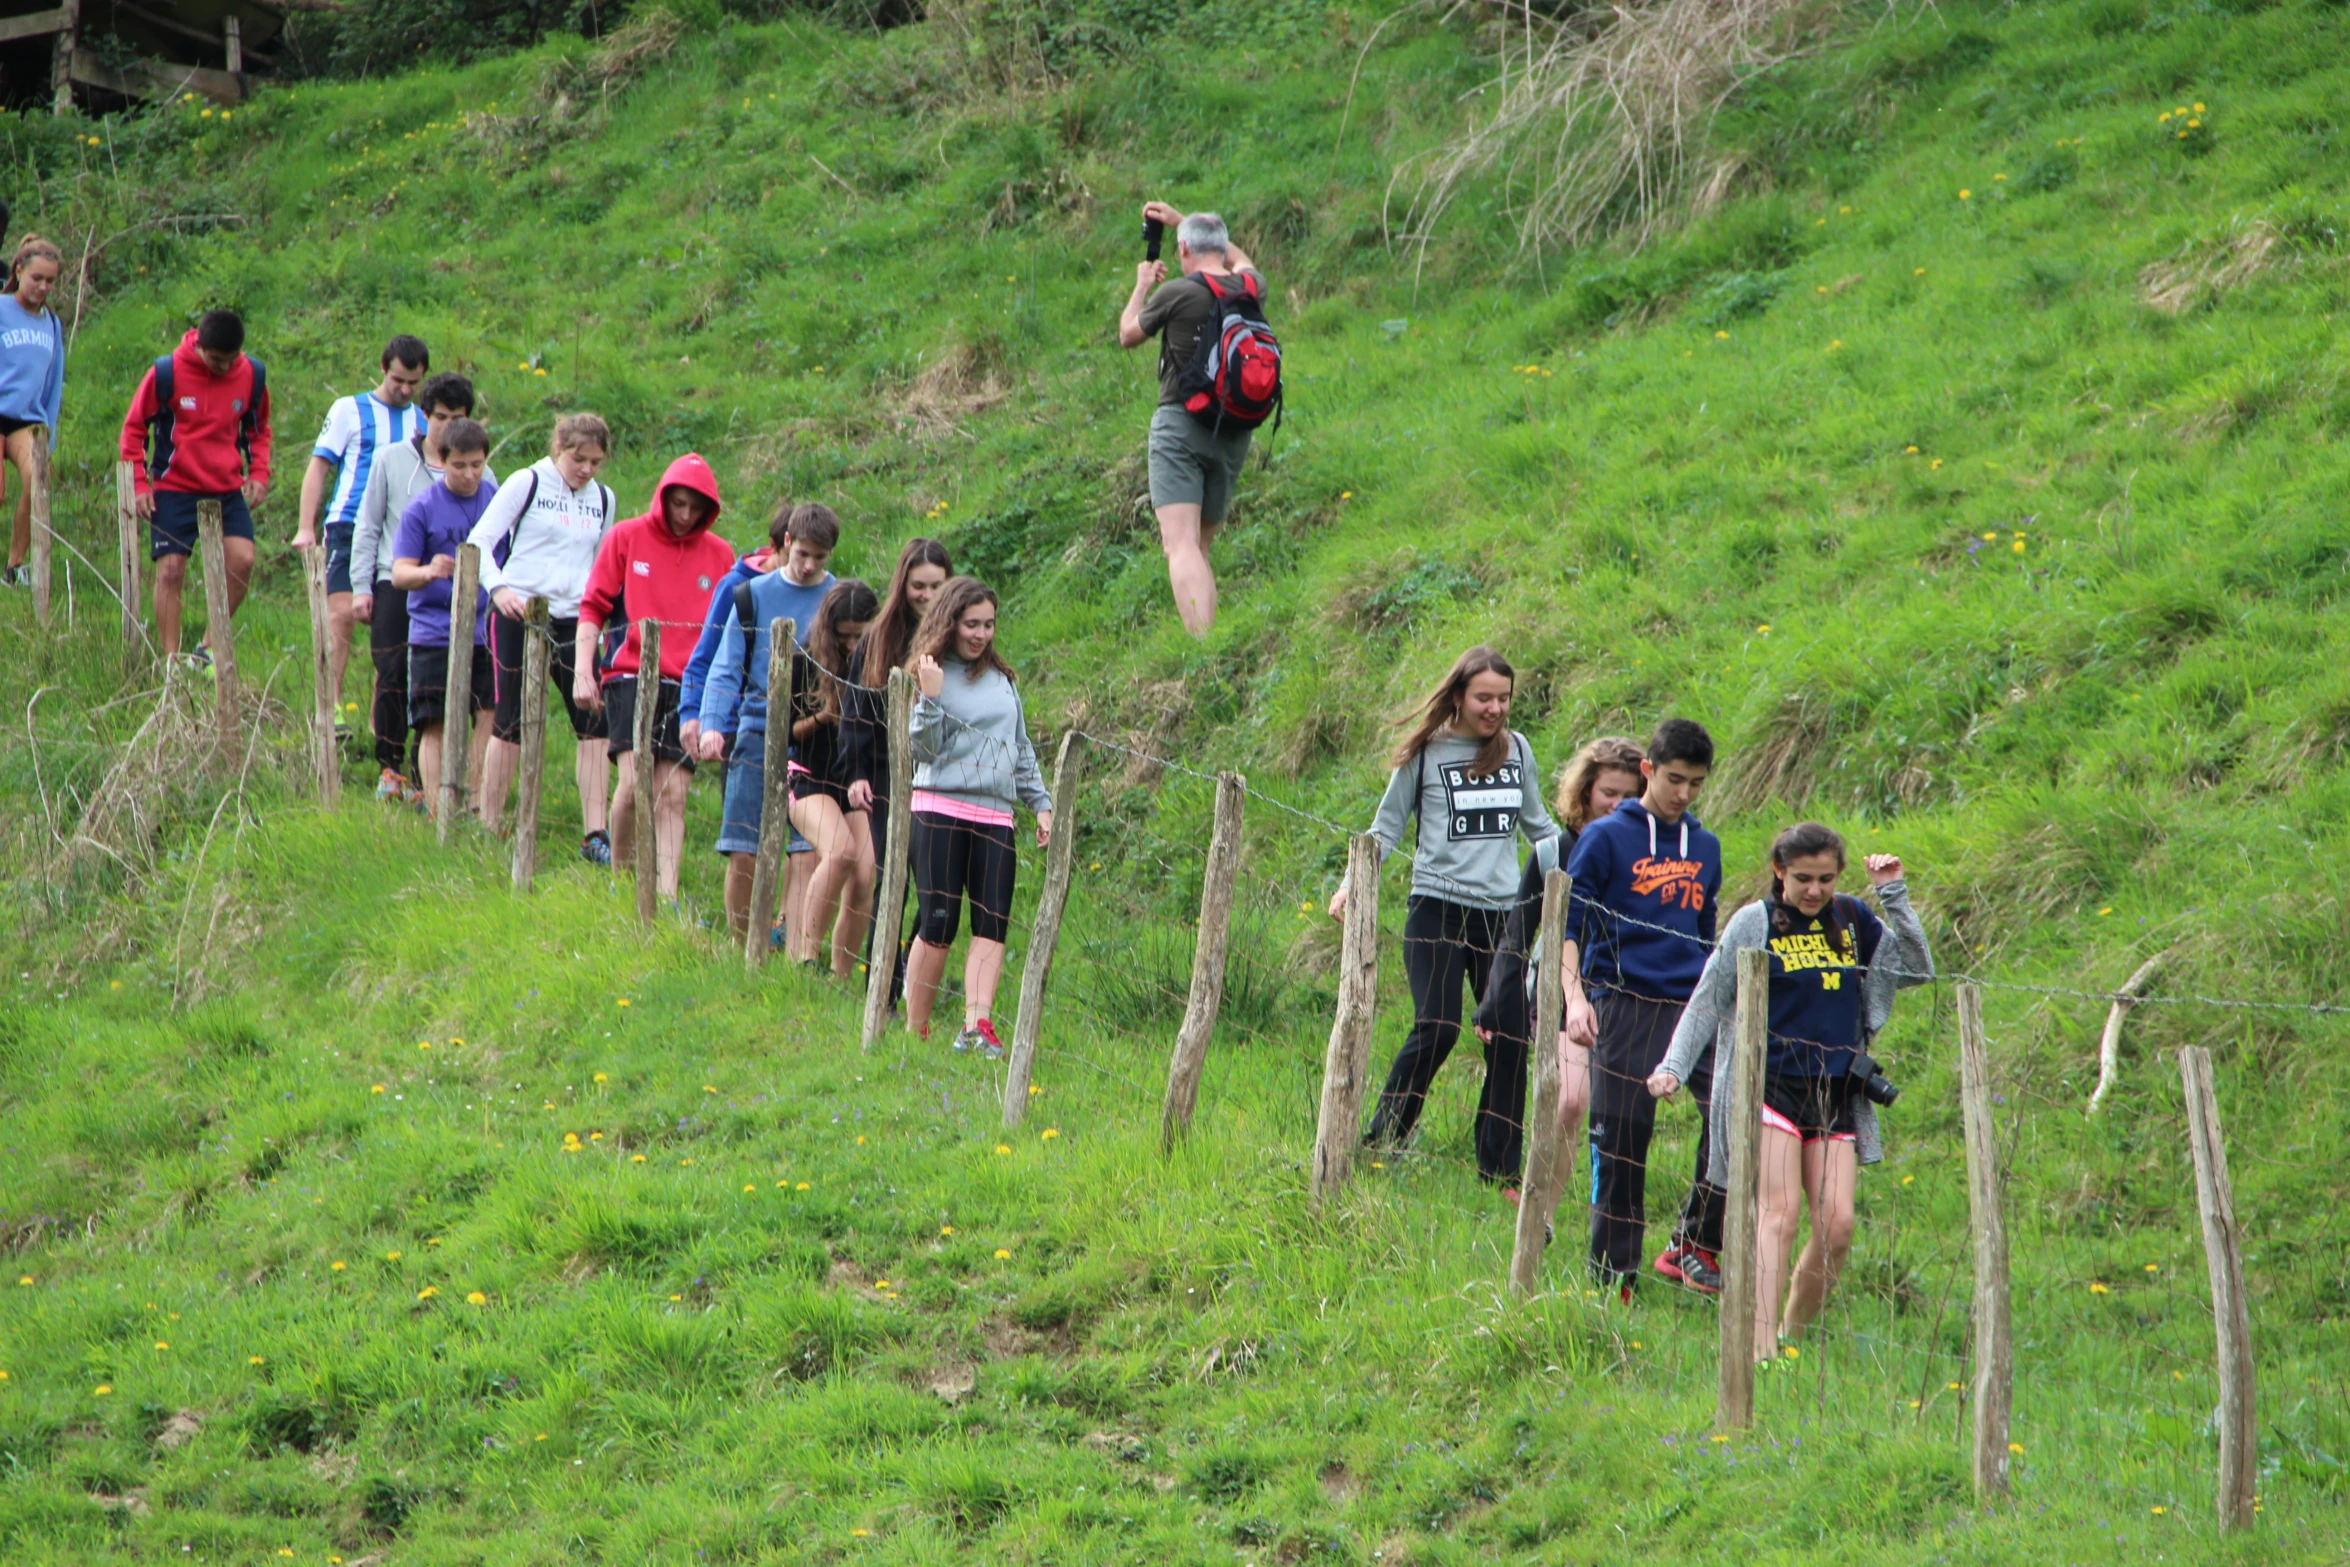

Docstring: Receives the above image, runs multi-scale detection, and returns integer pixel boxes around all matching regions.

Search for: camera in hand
[1143,217,1165,261]
[1850,1051,1900,1107]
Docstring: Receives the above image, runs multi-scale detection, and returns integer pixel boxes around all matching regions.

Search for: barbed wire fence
[8,507,2317,1539]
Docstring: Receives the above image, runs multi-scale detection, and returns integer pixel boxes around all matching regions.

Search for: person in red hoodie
[575,453,734,903]
[118,309,273,663]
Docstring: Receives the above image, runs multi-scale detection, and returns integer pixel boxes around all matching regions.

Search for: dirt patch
[893,341,1012,438]
[1318,1461,1360,1503]
[922,1363,978,1405]
[1082,1430,1151,1464]
[90,1489,150,1516]
[982,1311,1076,1360]
[152,1409,203,1452]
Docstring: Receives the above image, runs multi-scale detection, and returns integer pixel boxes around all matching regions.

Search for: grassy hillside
[4,0,2350,1559]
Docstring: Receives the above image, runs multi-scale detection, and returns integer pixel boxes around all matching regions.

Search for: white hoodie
[467,456,616,618]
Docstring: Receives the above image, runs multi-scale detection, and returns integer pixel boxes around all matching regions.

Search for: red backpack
[1178,271,1283,433]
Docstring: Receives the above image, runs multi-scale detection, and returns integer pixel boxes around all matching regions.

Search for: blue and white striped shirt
[313,391,424,531]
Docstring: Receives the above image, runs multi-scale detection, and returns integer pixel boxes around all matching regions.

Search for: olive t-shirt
[1136,268,1263,406]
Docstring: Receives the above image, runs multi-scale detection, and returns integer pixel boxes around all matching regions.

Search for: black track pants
[1366,897,1522,1181]
[1587,990,1685,1286]
[1673,1067,1726,1255]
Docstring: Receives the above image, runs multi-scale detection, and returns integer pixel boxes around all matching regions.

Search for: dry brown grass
[1706,689,1834,817]
[1393,0,1853,261]
[2138,218,2283,315]
[893,341,1014,438]
[465,7,685,163]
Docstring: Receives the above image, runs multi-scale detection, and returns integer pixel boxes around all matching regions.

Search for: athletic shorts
[323,522,356,596]
[603,675,693,770]
[789,761,851,813]
[490,611,607,744]
[911,810,1015,948]
[0,415,37,438]
[150,489,255,561]
[407,641,493,732]
[1761,1073,1859,1144]
[1146,403,1254,524]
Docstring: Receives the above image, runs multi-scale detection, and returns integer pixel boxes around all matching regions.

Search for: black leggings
[1366,897,1521,1181]
[1588,990,1685,1286]
[367,581,415,776]
[911,811,1014,947]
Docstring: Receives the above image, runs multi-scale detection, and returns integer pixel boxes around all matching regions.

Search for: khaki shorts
[1147,404,1254,524]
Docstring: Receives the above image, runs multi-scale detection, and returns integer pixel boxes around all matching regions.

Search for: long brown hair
[1768,820,1849,945]
[910,576,1015,684]
[804,578,878,721]
[1389,645,1515,776]
[3,235,61,299]
[1554,735,1645,831]
[856,536,953,685]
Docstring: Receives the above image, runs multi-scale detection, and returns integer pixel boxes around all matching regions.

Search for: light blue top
[0,294,63,442]
[696,568,837,740]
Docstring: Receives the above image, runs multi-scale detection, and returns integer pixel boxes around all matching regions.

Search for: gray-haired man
[1117,200,1261,638]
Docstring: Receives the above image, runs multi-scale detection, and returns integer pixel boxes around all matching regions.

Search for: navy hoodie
[1564,798,1723,1001]
[1762,895,1887,1079]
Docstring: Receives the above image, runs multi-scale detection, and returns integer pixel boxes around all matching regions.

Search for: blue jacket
[1564,799,1722,1002]
[0,294,63,441]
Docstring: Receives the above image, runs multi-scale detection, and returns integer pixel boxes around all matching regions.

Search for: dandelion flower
[249,1355,265,1365]
[386,1250,403,1261]
[1929,459,1943,471]
[1714,330,1729,340]
[590,1132,603,1142]
[853,1529,870,1538]
[940,1225,955,1236]
[2012,540,2026,554]
[1340,491,1353,500]
[856,1135,867,1146]
[1028,1084,1041,1096]
[744,1184,756,1193]
[1907,1399,1921,1409]
[2194,102,2205,113]
[994,1249,1011,1259]
[1710,1434,1728,1444]
[2175,105,2188,116]
[2145,1263,2158,1272]
[2186,119,2200,130]
[94,1384,112,1396]
[1756,624,1771,635]
[1905,445,1920,454]
[154,1341,169,1351]
[795,1181,810,1191]
[1370,1161,1385,1170]
[1816,286,1828,295]
[703,1084,717,1094]
[418,1286,439,1300]
[616,998,630,1008]
[2152,1506,2167,1515]
[1631,1341,1643,1350]
[2159,111,2172,123]
[631,1154,647,1164]
[993,1144,1011,1155]
[534,368,548,377]
[1901,1175,1915,1185]
[1783,1345,1799,1359]
[593,1072,608,1083]
[1042,1128,1061,1140]
[873,1279,890,1290]
[466,1291,487,1306]
[1947,1381,1962,1391]
[370,1084,386,1095]
[1958,189,1970,200]
[331,1261,347,1272]
[1993,173,2007,182]
[1914,267,1925,276]
[1829,339,1842,350]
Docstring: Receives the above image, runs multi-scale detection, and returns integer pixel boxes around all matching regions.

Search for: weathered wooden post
[438,544,481,843]
[744,618,796,967]
[1161,771,1246,1150]
[1506,868,1570,1295]
[50,0,78,117]
[1310,833,1382,1207]
[117,460,142,667]
[632,617,661,928]
[1717,946,1768,1433]
[1005,732,1080,1128]
[196,499,241,758]
[2180,1045,2257,1531]
[860,668,915,1048]
[511,597,551,892]
[1957,983,2012,1500]
[303,544,339,805]
[26,424,51,627]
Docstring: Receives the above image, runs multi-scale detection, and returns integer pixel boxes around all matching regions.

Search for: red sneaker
[974,1017,1006,1061]
[1653,1244,1690,1285]
[1501,1186,1523,1207]
[1679,1248,1724,1296]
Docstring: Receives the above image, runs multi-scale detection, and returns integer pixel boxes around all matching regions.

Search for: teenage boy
[691,502,840,942]
[350,373,489,804]
[296,334,428,719]
[576,454,734,903]
[1117,201,1263,639]
[1560,719,1724,1299]
[388,418,498,814]
[119,309,273,663]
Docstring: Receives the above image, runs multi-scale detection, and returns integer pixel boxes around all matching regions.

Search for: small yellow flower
[1631,1340,1642,1350]
[993,1144,1011,1155]
[418,1286,439,1300]
[1929,458,1943,471]
[2152,1505,2167,1515]
[856,1135,867,1146]
[616,998,631,1007]
[1901,1174,1915,1185]
[2008,1442,2024,1455]
[154,1341,169,1351]
[795,1181,810,1191]
[680,1158,694,1166]
[16,1276,30,1287]
[1914,267,1926,276]
[370,1084,386,1095]
[1782,1345,1799,1359]
[1028,1084,1042,1096]
[1714,330,1729,340]
[94,1385,112,1396]
[873,1279,890,1290]
[1710,1434,1729,1443]
[534,368,548,377]
[1816,286,1828,295]
[1370,1161,1385,1169]
[703,1084,718,1094]
[2174,105,2187,116]
[466,1291,487,1306]
[2012,540,2026,554]
[1992,173,2007,182]
[940,1225,955,1236]
[1756,624,1771,635]
[249,1355,264,1365]
[1339,491,1353,500]
[450,1037,463,1046]
[852,1529,870,1538]
[1958,189,1970,200]
[2194,102,2205,113]
[778,1180,790,1188]
[994,1249,1011,1259]
[1907,1399,1921,1409]
[331,1261,347,1272]
[590,1132,603,1142]
[1947,1381,1962,1391]
[631,1154,647,1164]
[593,1072,608,1083]
[2159,110,2173,123]
[2145,1263,2158,1272]
[744,1184,756,1193]
[1905,444,1919,454]
[418,1041,431,1050]
[2186,119,2200,130]
[386,1250,403,1261]
[534,1433,547,1441]
[1042,1128,1060,1140]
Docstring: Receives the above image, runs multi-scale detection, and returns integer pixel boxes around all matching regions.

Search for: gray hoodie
[1365,729,1559,910]
[1658,879,1933,1178]
[910,657,1051,817]
[348,438,496,596]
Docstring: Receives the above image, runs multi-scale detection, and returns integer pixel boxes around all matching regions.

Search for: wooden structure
[0,0,288,112]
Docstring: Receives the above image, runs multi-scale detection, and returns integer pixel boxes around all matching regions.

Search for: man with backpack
[1117,202,1280,638]
[118,309,273,665]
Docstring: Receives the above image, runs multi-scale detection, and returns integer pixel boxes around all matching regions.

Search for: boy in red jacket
[575,452,734,903]
[119,309,274,662]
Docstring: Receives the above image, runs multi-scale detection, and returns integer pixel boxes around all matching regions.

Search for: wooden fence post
[1310,833,1382,1207]
[302,545,338,806]
[196,499,241,759]
[632,617,661,928]
[26,424,51,627]
[1957,982,2012,1500]
[437,543,481,843]
[1161,771,1246,1150]
[2180,1045,2257,1531]
[860,668,915,1048]
[511,597,551,893]
[1005,732,1080,1128]
[1717,945,1769,1433]
[116,460,141,667]
[1505,868,1570,1295]
[744,619,796,967]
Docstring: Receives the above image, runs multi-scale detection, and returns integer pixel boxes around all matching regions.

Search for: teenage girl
[845,537,954,849]
[1648,823,1932,1363]
[0,235,63,588]
[787,578,880,973]
[1474,736,1645,1201]
[1330,646,1559,1185]
[904,577,1052,1056]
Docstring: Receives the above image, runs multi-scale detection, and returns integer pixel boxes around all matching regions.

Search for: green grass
[3,0,2350,1558]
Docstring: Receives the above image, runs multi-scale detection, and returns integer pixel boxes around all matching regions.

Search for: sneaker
[0,563,25,587]
[375,768,406,802]
[1500,1186,1523,1208]
[1654,1245,1691,1286]
[1619,1282,1635,1306]
[972,1017,1006,1061]
[1678,1248,1723,1297]
[580,830,612,866]
[950,1024,982,1054]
